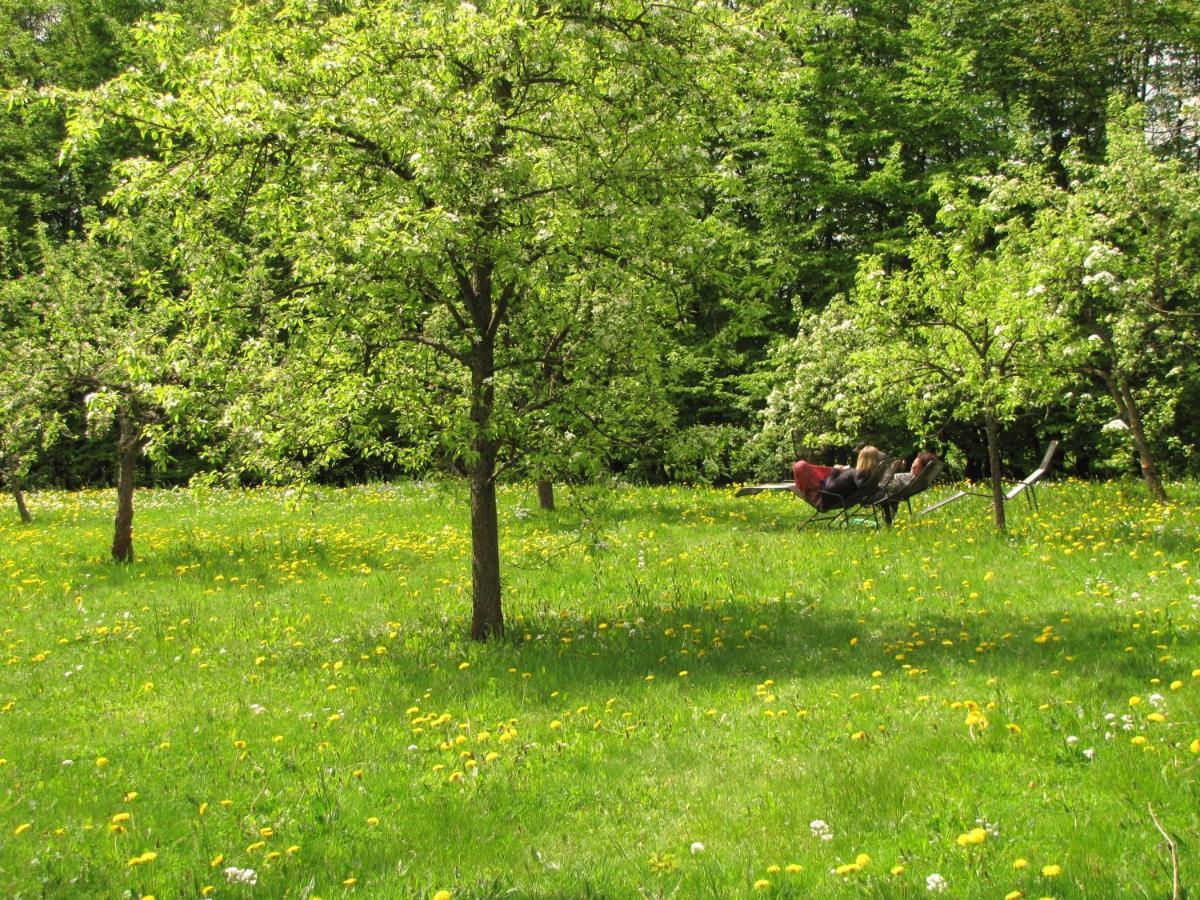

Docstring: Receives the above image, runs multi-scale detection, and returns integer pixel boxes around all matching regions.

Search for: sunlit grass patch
[1,479,1197,896]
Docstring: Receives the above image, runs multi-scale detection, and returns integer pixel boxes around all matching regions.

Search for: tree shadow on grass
[267,588,1196,711]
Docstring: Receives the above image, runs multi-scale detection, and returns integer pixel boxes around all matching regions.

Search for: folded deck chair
[868,459,945,525]
[919,441,1060,517]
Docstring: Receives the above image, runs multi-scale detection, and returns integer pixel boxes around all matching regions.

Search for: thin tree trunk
[983,407,1006,532]
[536,478,555,511]
[1118,378,1168,503]
[468,337,504,641]
[1099,369,1168,503]
[111,411,139,563]
[5,462,32,524]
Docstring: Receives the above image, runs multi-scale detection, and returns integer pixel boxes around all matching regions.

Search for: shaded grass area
[1,479,1198,897]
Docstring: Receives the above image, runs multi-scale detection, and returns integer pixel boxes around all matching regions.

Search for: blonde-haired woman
[793,445,883,510]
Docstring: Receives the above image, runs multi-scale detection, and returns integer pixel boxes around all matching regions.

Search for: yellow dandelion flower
[1170,680,1183,691]
[111,812,131,825]
[1129,696,1141,706]
[1005,892,1024,900]
[210,854,224,867]
[956,827,987,846]
[433,892,452,900]
[1012,858,1028,870]
[753,879,771,890]
[890,864,905,875]
[766,865,780,874]
[1041,864,1062,877]
[95,756,109,767]
[850,731,866,740]
[343,876,357,886]
[549,720,562,730]
[201,887,215,897]
[786,864,802,873]
[265,851,281,861]
[286,845,300,855]
[1007,723,1022,733]
[246,840,266,852]
[855,853,871,867]
[14,823,31,836]
[1190,738,1200,753]
[367,817,380,826]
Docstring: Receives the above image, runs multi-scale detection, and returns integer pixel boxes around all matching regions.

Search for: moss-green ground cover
[1,480,1198,898]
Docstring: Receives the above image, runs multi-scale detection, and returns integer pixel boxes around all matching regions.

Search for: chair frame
[918,441,1060,517]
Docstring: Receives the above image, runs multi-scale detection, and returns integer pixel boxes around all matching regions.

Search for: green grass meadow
[2,480,1199,898]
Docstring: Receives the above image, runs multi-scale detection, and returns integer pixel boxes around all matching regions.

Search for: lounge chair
[868,458,945,524]
[1002,440,1059,512]
[919,441,1059,517]
[736,457,899,529]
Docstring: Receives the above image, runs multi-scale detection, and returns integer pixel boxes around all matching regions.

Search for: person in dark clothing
[794,445,884,511]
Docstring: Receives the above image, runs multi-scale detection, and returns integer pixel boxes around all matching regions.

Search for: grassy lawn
[1,479,1198,898]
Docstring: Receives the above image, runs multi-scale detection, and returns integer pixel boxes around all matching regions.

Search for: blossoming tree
[73,0,742,638]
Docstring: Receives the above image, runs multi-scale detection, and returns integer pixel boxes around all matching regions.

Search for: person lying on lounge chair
[793,445,884,511]
[878,451,938,524]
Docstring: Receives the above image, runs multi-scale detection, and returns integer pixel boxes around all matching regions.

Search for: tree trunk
[468,337,504,641]
[1100,369,1168,503]
[1118,378,1168,503]
[536,478,555,511]
[111,411,139,563]
[983,407,1006,532]
[5,462,32,524]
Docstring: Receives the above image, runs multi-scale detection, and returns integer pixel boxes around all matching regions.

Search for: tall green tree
[1032,102,1200,501]
[77,0,739,638]
[2,234,195,558]
[853,177,1067,530]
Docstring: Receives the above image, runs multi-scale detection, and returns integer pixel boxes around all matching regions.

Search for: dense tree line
[2,0,1198,635]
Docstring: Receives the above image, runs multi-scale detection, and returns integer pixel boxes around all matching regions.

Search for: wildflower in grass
[690,842,705,854]
[367,817,380,826]
[926,873,948,892]
[1041,863,1062,877]
[1190,738,1200,753]
[786,864,802,873]
[224,866,257,885]
[810,819,833,841]
[433,892,452,900]
[343,876,357,886]
[14,823,31,836]
[956,827,987,846]
[753,879,771,890]
[1083,748,1095,760]
[891,864,905,875]
[95,756,109,767]
[111,812,131,825]
[1005,892,1024,899]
